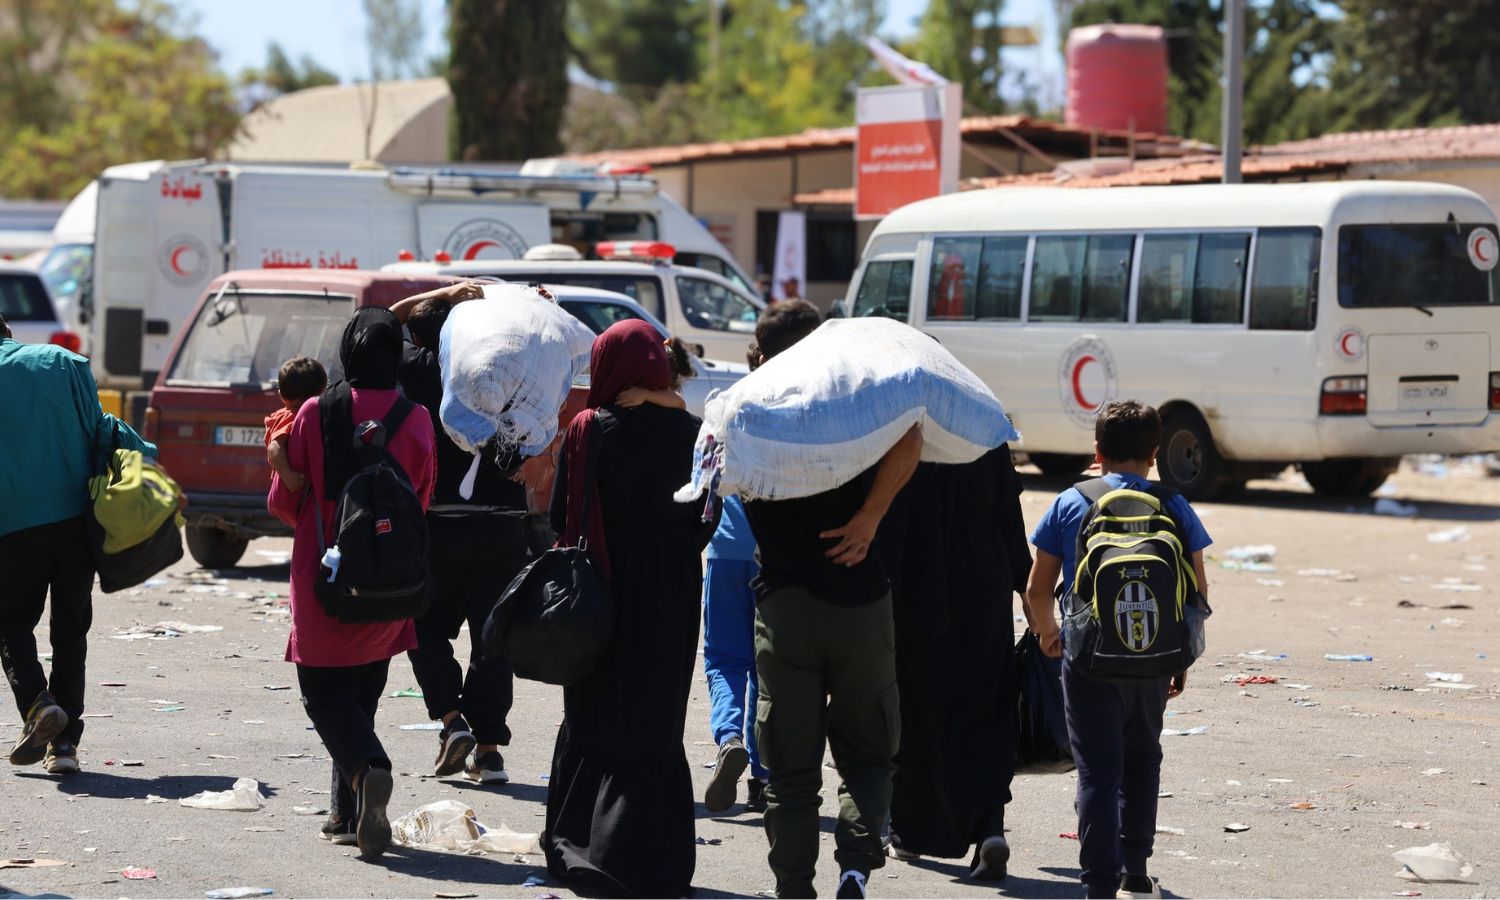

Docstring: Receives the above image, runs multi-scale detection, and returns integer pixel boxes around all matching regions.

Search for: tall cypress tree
[448,0,569,161]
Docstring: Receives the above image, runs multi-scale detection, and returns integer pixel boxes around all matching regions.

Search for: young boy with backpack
[1023,400,1211,900]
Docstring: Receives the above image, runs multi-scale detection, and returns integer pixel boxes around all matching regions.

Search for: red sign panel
[856,119,943,219]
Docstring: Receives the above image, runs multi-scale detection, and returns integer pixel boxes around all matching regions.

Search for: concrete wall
[377,96,452,164]
[1354,163,1500,215]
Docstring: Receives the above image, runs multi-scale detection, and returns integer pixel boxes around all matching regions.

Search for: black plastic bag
[1015,630,1075,775]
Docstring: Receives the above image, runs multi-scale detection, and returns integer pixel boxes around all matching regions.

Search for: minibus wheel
[1028,452,1093,478]
[1158,410,1225,500]
[185,524,250,569]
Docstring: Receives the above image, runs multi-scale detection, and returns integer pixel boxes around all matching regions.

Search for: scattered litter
[1374,498,1418,517]
[1161,725,1209,737]
[1392,843,1476,884]
[99,681,127,687]
[79,713,112,718]
[241,720,265,725]
[122,867,158,880]
[1221,559,1277,573]
[1155,825,1186,836]
[1226,544,1277,563]
[435,894,478,899]
[1224,823,1250,833]
[399,723,443,731]
[120,759,144,767]
[392,800,540,855]
[1285,683,1313,690]
[276,753,310,760]
[523,876,548,887]
[1392,892,1422,898]
[1298,568,1346,578]
[1230,675,1279,685]
[1158,790,1173,798]
[263,685,292,691]
[1292,697,1320,708]
[1420,768,1446,777]
[1424,672,1464,683]
[291,805,327,816]
[154,705,186,712]
[1393,822,1432,830]
[206,890,274,900]
[696,837,723,846]
[1255,578,1285,587]
[1432,582,1482,593]
[145,795,169,804]
[1290,801,1318,810]
[180,777,265,811]
[1426,526,1471,544]
[389,689,425,699]
[1238,650,1288,662]
[1326,654,1373,662]
[0,858,68,869]
[155,621,224,634]
[1058,832,1079,840]
[1226,779,1242,786]
[243,826,282,833]
[208,754,239,760]
[1269,778,1294,783]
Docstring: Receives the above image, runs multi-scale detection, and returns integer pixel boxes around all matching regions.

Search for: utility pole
[1222,0,1244,184]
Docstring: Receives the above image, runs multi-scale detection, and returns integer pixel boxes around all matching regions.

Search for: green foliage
[0,0,239,200]
[569,0,705,89]
[912,0,1006,113]
[239,42,339,109]
[449,0,570,160]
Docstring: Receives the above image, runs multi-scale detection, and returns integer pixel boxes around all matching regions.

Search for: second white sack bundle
[674,317,1019,503]
[439,283,595,458]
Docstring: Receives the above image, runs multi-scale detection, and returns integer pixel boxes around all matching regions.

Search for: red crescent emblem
[1477,234,1494,264]
[463,240,498,261]
[1071,355,1097,409]
[1340,331,1359,357]
[170,245,191,277]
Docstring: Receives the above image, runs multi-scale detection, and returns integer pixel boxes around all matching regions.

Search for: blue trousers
[1061,660,1170,898]
[702,558,767,779]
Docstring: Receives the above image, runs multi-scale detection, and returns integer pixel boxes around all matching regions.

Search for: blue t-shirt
[1030,472,1212,598]
[707,494,757,561]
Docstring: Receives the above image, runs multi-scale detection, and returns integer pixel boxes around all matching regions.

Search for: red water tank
[1065,24,1168,135]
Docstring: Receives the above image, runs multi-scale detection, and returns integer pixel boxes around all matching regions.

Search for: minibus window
[1249,227,1320,330]
[1029,234,1132,322]
[851,259,912,321]
[1338,224,1499,308]
[927,236,1025,321]
[1138,233,1249,325]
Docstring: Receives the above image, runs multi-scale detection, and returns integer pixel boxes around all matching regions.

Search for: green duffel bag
[88,423,185,593]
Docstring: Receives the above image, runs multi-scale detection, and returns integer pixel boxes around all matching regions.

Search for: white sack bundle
[674,317,1018,503]
[438,283,595,458]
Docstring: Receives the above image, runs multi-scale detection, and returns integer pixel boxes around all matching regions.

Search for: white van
[84,159,751,387]
[382,241,764,362]
[844,181,1500,499]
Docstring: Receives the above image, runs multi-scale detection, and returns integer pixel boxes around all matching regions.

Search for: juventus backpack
[1061,478,1210,679]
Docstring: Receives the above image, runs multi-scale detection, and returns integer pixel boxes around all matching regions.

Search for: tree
[569,0,705,90]
[239,42,338,110]
[1325,1,1500,132]
[449,0,570,160]
[0,0,239,200]
[913,0,1007,113]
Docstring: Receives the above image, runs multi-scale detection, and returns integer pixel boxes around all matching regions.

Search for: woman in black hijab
[268,305,437,859]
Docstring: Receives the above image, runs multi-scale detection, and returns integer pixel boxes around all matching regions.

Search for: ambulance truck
[82,159,751,387]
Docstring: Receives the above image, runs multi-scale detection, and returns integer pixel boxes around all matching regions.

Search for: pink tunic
[268,388,436,667]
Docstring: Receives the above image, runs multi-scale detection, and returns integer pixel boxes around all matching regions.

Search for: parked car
[148,272,745,568]
[0,263,80,351]
[382,241,764,362]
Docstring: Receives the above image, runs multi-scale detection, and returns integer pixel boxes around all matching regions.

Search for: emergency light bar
[597,241,676,261]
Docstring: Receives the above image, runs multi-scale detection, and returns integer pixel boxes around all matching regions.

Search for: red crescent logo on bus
[1477,236,1494,264]
[1469,227,1499,272]
[463,240,498,260]
[1340,332,1358,356]
[170,245,191,277]
[1071,355,1097,409]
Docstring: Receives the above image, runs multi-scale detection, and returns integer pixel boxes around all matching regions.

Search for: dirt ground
[1,459,1497,899]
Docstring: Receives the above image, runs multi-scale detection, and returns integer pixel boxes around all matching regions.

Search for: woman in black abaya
[543,320,720,898]
[878,444,1033,879]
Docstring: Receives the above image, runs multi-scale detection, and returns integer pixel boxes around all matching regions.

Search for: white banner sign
[771,210,806,300]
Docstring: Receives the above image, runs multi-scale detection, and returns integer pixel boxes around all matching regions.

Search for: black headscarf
[321,307,405,500]
[341,306,402,388]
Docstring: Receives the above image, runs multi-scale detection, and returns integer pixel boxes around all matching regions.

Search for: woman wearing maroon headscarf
[543,320,721,898]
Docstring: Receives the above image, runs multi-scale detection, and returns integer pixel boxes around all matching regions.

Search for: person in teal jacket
[0,314,156,775]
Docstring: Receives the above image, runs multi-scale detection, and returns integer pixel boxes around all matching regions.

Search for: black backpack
[313,399,432,623]
[1061,478,1210,679]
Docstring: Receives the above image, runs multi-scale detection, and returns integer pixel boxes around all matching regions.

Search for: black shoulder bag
[481,411,614,686]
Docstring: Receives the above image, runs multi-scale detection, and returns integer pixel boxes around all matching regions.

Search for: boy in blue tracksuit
[701,494,770,813]
[1023,401,1211,900]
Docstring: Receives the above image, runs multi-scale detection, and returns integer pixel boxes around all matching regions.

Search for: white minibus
[844,181,1500,499]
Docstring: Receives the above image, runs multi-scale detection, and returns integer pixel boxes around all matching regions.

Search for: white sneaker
[464,750,510,784]
[1117,875,1162,899]
[835,870,868,899]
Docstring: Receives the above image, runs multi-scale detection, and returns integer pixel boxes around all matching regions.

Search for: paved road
[1,461,1497,899]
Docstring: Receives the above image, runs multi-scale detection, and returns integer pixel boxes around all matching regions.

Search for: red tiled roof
[1253,123,1500,164]
[569,115,1189,167]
